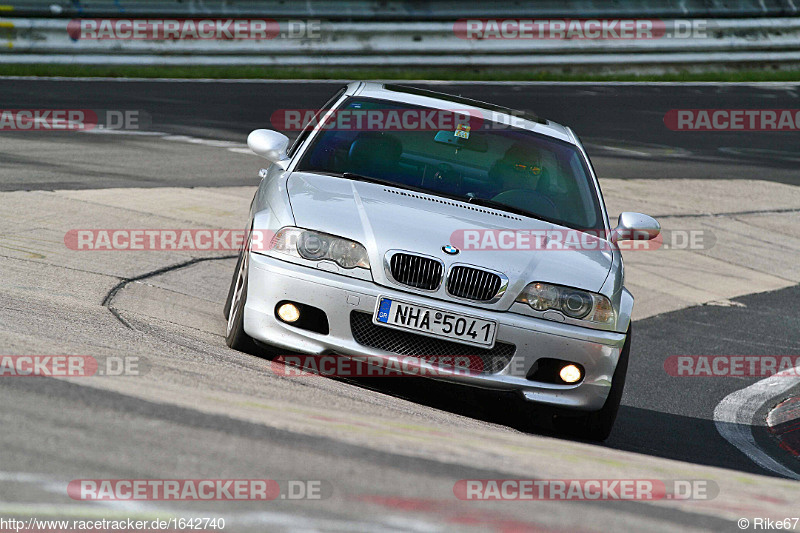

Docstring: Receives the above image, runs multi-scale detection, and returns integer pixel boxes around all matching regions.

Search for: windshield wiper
[341,172,399,187]
[466,196,560,225]
[339,172,435,197]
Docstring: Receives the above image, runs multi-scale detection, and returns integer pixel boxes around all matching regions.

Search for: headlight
[516,282,614,324]
[270,227,370,270]
[297,231,328,260]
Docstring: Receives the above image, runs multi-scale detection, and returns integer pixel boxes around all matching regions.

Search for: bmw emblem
[442,244,459,255]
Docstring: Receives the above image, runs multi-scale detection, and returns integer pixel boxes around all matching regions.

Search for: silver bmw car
[224,82,660,441]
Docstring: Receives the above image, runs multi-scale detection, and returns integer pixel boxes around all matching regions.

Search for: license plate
[374,297,497,348]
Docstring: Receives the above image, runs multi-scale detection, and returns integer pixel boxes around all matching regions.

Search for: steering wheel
[491,189,560,219]
[422,163,462,194]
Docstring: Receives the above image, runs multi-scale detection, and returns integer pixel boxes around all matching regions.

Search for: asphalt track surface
[1,79,800,532]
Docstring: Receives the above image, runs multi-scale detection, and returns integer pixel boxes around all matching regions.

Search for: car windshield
[296,97,604,231]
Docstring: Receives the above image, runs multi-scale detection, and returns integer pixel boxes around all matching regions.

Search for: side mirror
[612,212,660,242]
[247,129,290,163]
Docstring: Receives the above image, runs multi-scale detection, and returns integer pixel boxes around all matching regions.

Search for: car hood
[287,172,613,307]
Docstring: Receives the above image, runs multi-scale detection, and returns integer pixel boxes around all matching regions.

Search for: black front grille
[389,253,443,291]
[350,311,515,374]
[447,266,502,302]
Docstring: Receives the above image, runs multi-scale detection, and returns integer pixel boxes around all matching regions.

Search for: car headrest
[348,133,402,169]
[503,143,539,162]
[488,159,550,190]
[535,168,552,193]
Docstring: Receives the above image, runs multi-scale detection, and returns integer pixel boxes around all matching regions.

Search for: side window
[287,86,347,158]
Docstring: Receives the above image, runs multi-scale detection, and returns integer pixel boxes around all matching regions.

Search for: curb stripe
[714,370,800,480]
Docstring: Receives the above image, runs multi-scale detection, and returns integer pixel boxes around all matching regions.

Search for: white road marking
[79,128,255,155]
[81,129,165,136]
[713,369,800,480]
[719,146,800,162]
[593,145,652,157]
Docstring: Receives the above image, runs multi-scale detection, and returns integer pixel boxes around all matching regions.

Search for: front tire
[551,325,632,442]
[223,251,242,319]
[225,248,258,354]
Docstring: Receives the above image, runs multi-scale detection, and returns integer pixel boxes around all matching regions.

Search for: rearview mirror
[612,212,661,242]
[247,129,290,163]
[433,130,488,152]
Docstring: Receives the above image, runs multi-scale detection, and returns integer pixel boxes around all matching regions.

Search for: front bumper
[244,253,627,411]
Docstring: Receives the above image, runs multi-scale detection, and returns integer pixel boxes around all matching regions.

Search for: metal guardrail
[1,0,798,19]
[2,17,800,69]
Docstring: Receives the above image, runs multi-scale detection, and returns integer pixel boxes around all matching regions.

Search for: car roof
[345,81,575,144]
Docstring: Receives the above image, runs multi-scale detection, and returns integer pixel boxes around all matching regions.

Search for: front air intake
[446,266,503,302]
[389,253,443,291]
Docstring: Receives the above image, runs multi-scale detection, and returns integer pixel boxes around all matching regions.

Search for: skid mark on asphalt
[102,255,236,330]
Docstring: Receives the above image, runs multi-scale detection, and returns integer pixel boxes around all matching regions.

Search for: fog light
[277,303,300,323]
[559,364,582,384]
